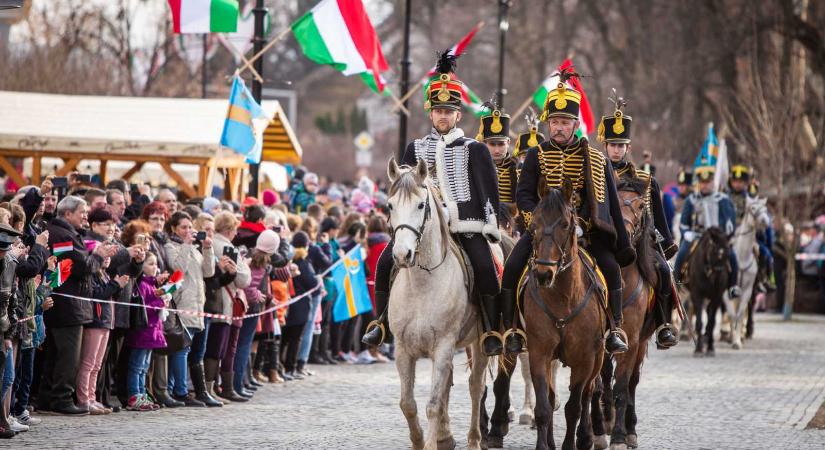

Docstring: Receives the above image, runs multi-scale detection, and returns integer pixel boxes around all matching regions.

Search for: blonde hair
[214,211,240,234]
[286,213,303,234]
[193,213,214,231]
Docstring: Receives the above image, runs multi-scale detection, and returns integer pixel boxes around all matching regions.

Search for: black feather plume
[435,49,458,75]
[557,67,582,84]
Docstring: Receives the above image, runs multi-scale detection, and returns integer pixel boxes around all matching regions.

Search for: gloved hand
[683,231,696,243]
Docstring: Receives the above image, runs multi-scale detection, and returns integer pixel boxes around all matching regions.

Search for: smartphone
[135,234,146,246]
[223,246,238,263]
[196,231,207,241]
[77,174,92,184]
[271,225,283,233]
[52,177,68,188]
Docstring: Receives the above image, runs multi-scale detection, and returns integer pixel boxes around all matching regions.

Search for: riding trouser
[654,250,675,326]
[374,233,500,296]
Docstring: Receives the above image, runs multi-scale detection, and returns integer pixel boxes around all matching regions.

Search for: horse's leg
[591,372,608,450]
[551,359,562,411]
[519,352,536,425]
[396,347,425,450]
[530,350,553,450]
[692,294,704,356]
[563,371,586,450]
[438,366,453,447]
[624,353,643,449]
[488,356,512,448]
[609,351,633,450]
[601,356,615,428]
[479,386,490,447]
[705,300,718,357]
[467,341,487,450]
[425,342,455,450]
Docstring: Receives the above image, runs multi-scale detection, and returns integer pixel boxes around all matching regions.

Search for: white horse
[387,158,495,450]
[725,196,770,349]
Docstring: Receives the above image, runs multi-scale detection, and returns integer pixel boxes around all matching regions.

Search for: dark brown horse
[524,180,606,450]
[591,178,658,450]
[685,227,731,357]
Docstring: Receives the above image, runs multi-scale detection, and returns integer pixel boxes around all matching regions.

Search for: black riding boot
[500,288,525,354]
[480,294,504,356]
[362,291,390,346]
[655,281,678,349]
[605,289,629,354]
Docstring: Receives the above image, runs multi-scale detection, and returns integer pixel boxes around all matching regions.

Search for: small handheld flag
[48,259,73,288]
[52,241,73,256]
[162,270,185,295]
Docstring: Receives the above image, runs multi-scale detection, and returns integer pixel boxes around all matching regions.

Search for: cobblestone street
[12,313,825,449]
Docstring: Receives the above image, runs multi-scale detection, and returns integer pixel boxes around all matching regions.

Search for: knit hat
[255,229,281,255]
[242,196,260,210]
[262,189,279,207]
[88,207,114,224]
[291,231,310,249]
[326,186,344,203]
[320,217,340,233]
[303,172,319,186]
[202,197,221,214]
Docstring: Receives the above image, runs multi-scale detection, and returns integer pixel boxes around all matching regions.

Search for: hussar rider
[500,69,637,355]
[599,92,680,349]
[476,101,519,232]
[362,51,505,356]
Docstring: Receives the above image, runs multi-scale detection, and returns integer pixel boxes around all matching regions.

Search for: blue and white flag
[693,122,718,169]
[331,245,372,323]
[220,75,270,164]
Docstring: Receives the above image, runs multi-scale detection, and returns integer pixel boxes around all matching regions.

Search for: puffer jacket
[164,236,215,330]
[210,233,251,324]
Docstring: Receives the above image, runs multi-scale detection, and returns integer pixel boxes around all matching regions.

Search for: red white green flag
[292,0,390,94]
[423,22,486,117]
[162,270,185,295]
[52,241,73,256]
[49,259,73,288]
[532,59,595,137]
[168,0,239,34]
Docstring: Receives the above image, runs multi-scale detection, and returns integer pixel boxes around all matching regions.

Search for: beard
[434,120,454,134]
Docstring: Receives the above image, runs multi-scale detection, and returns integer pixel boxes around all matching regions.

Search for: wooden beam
[99,159,108,186]
[159,162,196,198]
[0,155,26,187]
[198,163,211,198]
[55,158,80,176]
[120,162,145,181]
[32,156,42,185]
[233,168,244,201]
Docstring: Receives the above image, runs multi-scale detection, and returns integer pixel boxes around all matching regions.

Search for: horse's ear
[561,177,574,203]
[387,157,400,183]
[414,158,428,184]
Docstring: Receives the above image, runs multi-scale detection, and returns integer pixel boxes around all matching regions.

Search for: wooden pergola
[0,90,302,200]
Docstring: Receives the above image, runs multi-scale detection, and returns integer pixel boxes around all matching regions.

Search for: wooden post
[198,162,211,197]
[32,156,42,185]
[99,159,108,186]
[0,156,26,187]
[120,162,145,181]
[159,162,197,198]
[55,158,81,176]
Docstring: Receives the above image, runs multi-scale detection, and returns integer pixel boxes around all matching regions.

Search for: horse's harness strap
[622,276,644,309]
[527,252,598,330]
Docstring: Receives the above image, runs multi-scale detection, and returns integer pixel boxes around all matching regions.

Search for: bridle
[532,208,575,277]
[389,184,448,273]
[619,193,645,244]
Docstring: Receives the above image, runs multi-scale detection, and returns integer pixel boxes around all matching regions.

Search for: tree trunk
[782,230,800,321]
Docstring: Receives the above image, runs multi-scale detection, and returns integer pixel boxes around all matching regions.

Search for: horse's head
[703,227,730,270]
[745,196,770,231]
[387,157,434,268]
[616,177,650,244]
[531,178,577,286]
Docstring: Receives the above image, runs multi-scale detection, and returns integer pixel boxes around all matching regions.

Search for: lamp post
[397,0,412,161]
[496,0,511,108]
[248,0,267,198]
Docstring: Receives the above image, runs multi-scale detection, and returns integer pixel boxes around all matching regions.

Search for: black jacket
[44,217,99,328]
[88,272,121,329]
[613,161,677,256]
[516,137,634,265]
[402,128,501,242]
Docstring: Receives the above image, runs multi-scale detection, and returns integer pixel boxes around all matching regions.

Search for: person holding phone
[163,211,215,407]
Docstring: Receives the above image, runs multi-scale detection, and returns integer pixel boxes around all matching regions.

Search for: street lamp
[0,0,23,10]
[496,0,512,108]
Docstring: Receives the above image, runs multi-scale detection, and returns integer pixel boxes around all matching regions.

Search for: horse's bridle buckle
[555,319,567,329]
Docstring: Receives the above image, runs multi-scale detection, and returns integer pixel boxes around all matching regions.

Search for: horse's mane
[617,180,657,286]
[536,188,569,217]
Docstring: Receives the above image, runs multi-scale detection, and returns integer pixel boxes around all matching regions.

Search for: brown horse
[523,180,607,450]
[591,178,658,450]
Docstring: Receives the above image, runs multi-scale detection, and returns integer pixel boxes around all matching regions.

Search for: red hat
[241,196,260,210]
[262,189,279,207]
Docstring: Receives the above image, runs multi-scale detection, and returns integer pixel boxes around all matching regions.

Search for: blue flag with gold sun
[331,245,373,323]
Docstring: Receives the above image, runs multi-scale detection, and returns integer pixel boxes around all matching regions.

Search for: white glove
[683,231,696,243]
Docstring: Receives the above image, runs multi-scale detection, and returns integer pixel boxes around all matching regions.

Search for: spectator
[84,188,107,211]
[105,189,127,226]
[157,189,178,215]
[234,205,266,251]
[282,231,318,380]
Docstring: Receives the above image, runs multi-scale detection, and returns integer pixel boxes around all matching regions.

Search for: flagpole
[511,93,536,122]
[390,78,423,113]
[202,34,208,98]
[397,0,412,161]
[248,0,267,198]
[236,26,291,77]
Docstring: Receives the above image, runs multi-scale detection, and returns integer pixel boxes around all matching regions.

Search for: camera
[195,231,207,241]
[223,246,238,263]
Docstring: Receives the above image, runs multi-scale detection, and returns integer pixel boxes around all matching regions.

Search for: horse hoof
[436,436,456,450]
[519,413,534,425]
[609,444,628,450]
[626,434,638,448]
[693,350,703,358]
[507,407,516,422]
[593,434,609,450]
[487,435,503,448]
[732,342,742,350]
[706,349,716,357]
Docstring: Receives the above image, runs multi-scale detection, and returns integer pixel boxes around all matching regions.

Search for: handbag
[227,286,248,319]
[157,300,192,355]
[129,284,148,329]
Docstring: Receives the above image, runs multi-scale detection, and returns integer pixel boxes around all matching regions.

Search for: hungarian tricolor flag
[423,22,485,116]
[531,59,595,138]
[168,0,239,34]
[49,259,73,288]
[292,0,390,94]
[52,241,73,256]
[162,270,185,295]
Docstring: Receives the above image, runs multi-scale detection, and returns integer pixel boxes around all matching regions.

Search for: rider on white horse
[729,166,775,283]
[673,166,741,300]
[362,51,506,357]
[599,93,680,349]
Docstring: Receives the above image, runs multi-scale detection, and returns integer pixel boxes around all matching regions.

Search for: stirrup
[364,320,386,345]
[654,324,679,349]
[604,328,629,353]
[502,328,527,353]
[480,330,504,355]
